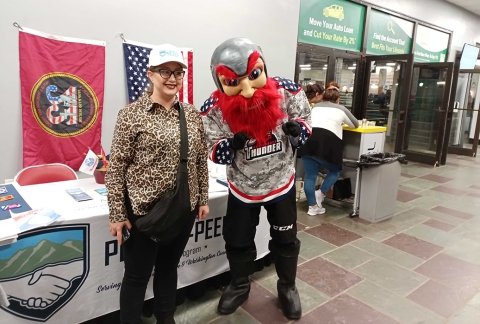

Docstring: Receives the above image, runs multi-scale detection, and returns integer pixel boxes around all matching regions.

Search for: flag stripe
[187,51,194,104]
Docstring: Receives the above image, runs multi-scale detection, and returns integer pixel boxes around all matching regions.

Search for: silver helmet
[210,37,266,92]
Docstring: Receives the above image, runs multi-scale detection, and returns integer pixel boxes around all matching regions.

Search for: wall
[1,0,479,182]
[0,0,301,182]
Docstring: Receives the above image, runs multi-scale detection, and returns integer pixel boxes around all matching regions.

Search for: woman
[303,83,324,107]
[296,83,324,192]
[298,82,359,216]
[105,43,209,324]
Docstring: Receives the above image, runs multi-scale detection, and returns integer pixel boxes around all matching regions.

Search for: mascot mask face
[210,38,284,145]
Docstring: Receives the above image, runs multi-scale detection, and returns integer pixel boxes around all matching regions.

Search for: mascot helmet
[210,37,267,92]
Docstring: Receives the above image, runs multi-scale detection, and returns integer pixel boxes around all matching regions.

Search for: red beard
[216,78,285,146]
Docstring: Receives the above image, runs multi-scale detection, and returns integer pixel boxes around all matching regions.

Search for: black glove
[282,121,301,137]
[229,132,249,150]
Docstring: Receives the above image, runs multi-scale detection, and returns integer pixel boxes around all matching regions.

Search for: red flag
[19,28,105,170]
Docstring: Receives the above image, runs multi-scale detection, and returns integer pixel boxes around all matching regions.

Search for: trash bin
[358,153,407,222]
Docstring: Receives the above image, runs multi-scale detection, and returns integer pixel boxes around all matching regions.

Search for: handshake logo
[0,225,89,321]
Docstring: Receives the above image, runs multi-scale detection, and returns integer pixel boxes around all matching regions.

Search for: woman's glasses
[156,69,185,80]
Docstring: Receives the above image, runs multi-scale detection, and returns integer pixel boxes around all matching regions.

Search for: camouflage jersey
[200,77,311,204]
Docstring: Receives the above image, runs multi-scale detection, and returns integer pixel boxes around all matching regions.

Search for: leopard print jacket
[106,94,209,223]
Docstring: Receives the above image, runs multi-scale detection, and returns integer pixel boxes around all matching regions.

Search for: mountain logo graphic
[0,224,90,321]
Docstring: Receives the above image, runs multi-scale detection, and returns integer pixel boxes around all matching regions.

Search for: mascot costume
[201,37,311,320]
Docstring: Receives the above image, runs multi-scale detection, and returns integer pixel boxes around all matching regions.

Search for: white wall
[0,0,301,181]
[1,0,479,182]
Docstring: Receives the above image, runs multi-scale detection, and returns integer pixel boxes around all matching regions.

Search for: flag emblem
[31,72,99,137]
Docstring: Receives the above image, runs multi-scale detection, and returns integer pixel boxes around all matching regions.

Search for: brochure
[66,188,93,202]
[10,208,61,233]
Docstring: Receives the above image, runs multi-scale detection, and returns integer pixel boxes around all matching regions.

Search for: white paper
[0,218,19,245]
[10,208,60,233]
[208,177,229,193]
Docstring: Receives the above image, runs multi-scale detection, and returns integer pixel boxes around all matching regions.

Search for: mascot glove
[229,133,249,150]
[282,121,301,137]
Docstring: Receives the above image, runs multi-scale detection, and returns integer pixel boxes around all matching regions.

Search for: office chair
[14,163,78,186]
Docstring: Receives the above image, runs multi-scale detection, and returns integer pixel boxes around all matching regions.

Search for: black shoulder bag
[135,103,191,242]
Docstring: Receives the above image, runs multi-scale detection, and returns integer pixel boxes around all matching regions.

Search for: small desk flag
[79,149,99,175]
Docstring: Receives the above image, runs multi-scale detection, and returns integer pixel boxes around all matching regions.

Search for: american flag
[122,39,193,104]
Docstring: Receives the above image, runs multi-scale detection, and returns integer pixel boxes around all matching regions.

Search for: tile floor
[93,154,480,323]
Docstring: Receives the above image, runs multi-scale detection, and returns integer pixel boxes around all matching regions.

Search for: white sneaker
[315,190,325,206]
[307,204,326,216]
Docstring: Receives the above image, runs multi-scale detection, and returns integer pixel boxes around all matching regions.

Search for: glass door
[296,43,330,90]
[295,43,361,113]
[402,63,454,165]
[448,71,480,157]
[362,54,413,153]
[333,56,359,111]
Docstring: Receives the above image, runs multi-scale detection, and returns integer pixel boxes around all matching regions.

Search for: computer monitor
[459,43,480,70]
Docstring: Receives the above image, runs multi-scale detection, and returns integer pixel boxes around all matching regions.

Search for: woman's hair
[145,66,158,96]
[304,83,324,100]
[323,81,340,103]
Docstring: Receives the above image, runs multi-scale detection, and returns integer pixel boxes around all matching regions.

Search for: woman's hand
[197,205,209,221]
[109,219,132,246]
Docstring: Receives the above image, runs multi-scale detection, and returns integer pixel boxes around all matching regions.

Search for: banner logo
[0,224,90,321]
[323,4,344,21]
[31,73,99,137]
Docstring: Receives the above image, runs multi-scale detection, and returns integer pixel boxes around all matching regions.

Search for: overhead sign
[366,9,413,55]
[298,0,366,52]
[414,25,449,62]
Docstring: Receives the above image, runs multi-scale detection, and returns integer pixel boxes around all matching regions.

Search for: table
[0,178,270,323]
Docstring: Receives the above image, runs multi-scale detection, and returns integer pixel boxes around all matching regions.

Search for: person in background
[105,43,209,324]
[298,82,359,216]
[201,37,311,320]
[303,83,324,107]
[295,83,325,197]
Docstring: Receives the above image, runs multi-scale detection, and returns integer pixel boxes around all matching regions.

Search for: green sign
[298,0,365,52]
[366,10,413,55]
[414,25,449,62]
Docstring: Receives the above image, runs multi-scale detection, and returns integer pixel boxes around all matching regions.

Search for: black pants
[119,212,196,324]
[223,187,298,251]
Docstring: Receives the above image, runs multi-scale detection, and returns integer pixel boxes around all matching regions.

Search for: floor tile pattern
[86,154,480,323]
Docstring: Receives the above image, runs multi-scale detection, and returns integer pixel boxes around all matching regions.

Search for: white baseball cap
[148,44,187,69]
